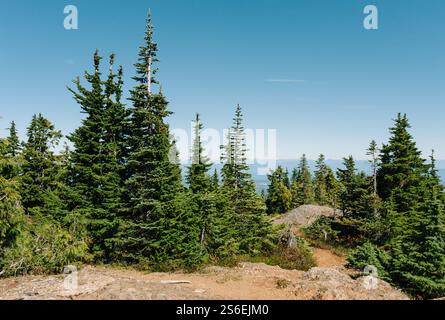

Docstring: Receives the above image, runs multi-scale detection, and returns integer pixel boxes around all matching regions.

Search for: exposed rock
[273,205,339,227]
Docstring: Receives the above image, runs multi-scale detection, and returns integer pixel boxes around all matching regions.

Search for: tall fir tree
[220,104,273,254]
[117,13,205,269]
[390,194,445,299]
[101,54,128,226]
[266,166,292,214]
[123,13,182,209]
[0,138,23,260]
[337,156,357,217]
[377,113,428,213]
[427,150,443,195]
[68,51,127,261]
[6,121,21,158]
[291,154,314,207]
[186,113,213,252]
[186,114,212,193]
[325,166,340,212]
[283,168,291,189]
[20,114,64,216]
[1,122,22,179]
[336,156,371,220]
[314,154,329,205]
[367,140,380,216]
[210,169,220,192]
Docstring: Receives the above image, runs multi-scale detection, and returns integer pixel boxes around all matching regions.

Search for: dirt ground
[313,248,345,268]
[0,261,408,300]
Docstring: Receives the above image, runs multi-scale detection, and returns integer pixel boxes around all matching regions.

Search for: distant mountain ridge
[183,160,445,191]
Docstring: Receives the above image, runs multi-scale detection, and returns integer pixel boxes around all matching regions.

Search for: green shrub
[347,242,390,279]
[213,231,316,271]
[0,176,23,259]
[302,216,339,243]
[266,241,316,271]
[0,214,91,276]
[358,217,392,245]
[261,227,316,271]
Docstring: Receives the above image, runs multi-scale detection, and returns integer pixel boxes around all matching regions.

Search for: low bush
[347,242,390,280]
[301,216,339,243]
[0,213,91,277]
[266,241,316,271]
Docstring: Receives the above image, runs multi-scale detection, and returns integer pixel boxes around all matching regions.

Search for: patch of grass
[208,242,316,272]
[275,278,291,289]
[265,246,316,271]
[217,242,316,272]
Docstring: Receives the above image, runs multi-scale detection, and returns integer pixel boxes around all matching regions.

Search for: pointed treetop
[109,53,115,73]
[93,49,102,72]
[6,121,21,157]
[131,9,159,97]
[367,140,378,153]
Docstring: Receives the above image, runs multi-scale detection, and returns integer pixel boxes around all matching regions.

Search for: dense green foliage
[299,114,445,299]
[114,14,188,268]
[291,154,315,207]
[347,242,390,279]
[301,216,339,243]
[68,51,127,261]
[220,105,274,255]
[0,138,23,261]
[0,118,91,276]
[266,166,292,214]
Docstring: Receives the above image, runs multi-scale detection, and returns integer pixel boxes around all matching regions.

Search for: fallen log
[160,280,191,285]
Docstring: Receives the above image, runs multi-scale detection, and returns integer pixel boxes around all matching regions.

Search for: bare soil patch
[0,263,407,300]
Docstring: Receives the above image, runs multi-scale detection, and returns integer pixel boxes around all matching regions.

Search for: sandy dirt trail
[313,248,345,268]
[0,261,407,300]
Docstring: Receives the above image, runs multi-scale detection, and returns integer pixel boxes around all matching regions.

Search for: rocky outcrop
[273,205,339,227]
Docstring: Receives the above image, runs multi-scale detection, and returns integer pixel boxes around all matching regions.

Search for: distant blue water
[439,169,445,183]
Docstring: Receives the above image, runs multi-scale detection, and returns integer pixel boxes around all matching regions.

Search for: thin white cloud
[265,79,306,83]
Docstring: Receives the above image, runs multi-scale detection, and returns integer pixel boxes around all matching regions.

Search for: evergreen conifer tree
[290,154,314,207]
[427,150,443,195]
[391,195,445,299]
[367,140,380,216]
[325,167,340,212]
[186,114,212,193]
[336,156,370,219]
[220,105,273,254]
[186,113,214,255]
[20,114,64,216]
[377,113,428,213]
[266,166,292,214]
[210,169,220,191]
[314,154,329,205]
[0,138,23,259]
[68,51,127,261]
[1,122,22,180]
[6,121,21,158]
[117,13,205,268]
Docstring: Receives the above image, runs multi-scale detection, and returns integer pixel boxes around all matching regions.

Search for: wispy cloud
[265,79,306,83]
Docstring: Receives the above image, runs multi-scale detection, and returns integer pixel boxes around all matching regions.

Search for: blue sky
[0,0,444,161]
